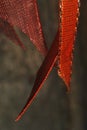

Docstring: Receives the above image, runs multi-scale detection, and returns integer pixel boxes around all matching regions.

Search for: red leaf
[15,31,59,121]
[0,0,80,122]
[0,0,47,55]
[58,0,79,89]
[0,18,25,49]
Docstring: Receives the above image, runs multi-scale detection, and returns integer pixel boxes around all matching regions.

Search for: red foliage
[58,0,79,89]
[0,0,47,55]
[0,0,80,121]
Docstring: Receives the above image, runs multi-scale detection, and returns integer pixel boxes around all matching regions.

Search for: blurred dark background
[0,0,87,130]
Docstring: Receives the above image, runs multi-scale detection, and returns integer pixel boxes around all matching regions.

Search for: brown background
[0,0,87,130]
